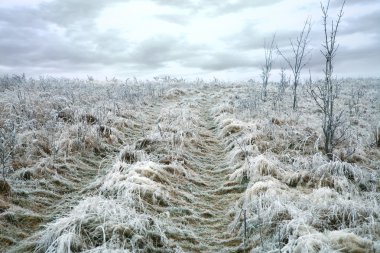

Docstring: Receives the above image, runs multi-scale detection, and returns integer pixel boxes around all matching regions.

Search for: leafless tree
[308,0,346,159]
[261,34,276,100]
[277,19,312,110]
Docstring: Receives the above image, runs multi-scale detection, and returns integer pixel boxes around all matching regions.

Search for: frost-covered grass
[0,75,184,251]
[9,90,209,252]
[211,79,380,252]
[1,76,379,252]
[33,159,187,252]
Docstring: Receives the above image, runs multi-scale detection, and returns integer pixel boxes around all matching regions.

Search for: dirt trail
[168,92,245,252]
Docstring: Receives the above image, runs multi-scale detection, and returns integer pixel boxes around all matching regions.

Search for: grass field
[0,76,379,252]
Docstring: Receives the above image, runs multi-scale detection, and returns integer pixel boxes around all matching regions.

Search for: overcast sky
[0,0,379,81]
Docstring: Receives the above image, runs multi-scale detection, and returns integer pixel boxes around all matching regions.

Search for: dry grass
[211,79,380,252]
[1,76,379,252]
[0,76,177,251]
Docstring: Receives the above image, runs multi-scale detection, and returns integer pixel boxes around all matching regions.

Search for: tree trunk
[293,82,297,110]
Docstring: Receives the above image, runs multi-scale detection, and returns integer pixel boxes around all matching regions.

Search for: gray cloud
[271,4,380,77]
[0,4,204,73]
[212,0,284,14]
[336,38,380,65]
[0,0,204,74]
[341,8,380,34]
[0,14,126,67]
[129,36,202,68]
[149,0,284,14]
[39,0,124,25]
[225,23,300,51]
[331,0,375,7]
[184,52,259,71]
[0,0,378,79]
[155,14,189,25]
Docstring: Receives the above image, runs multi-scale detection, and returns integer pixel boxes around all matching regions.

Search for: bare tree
[277,19,312,110]
[308,0,346,159]
[261,34,276,100]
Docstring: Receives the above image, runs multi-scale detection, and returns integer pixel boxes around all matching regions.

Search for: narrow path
[169,94,246,252]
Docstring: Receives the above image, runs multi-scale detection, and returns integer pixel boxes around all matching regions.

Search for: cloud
[341,8,380,34]
[39,0,125,25]
[0,0,378,79]
[212,0,284,14]
[226,23,301,51]
[129,36,200,68]
[334,38,380,75]
[149,0,284,14]
[0,2,204,73]
[155,14,189,25]
[0,11,126,67]
[184,51,260,71]
[331,0,375,7]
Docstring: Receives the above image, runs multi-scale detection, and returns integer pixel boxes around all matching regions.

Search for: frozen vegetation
[0,75,379,252]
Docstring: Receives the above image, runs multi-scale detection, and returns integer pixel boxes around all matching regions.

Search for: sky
[0,0,379,81]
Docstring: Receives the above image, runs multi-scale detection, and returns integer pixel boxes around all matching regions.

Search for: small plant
[373,124,380,148]
[261,34,276,101]
[348,87,364,116]
[0,122,16,179]
[87,75,94,83]
[278,68,289,100]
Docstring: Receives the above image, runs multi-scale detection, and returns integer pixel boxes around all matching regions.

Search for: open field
[0,76,379,252]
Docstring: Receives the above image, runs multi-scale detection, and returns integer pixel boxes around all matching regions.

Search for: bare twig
[277,18,312,110]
